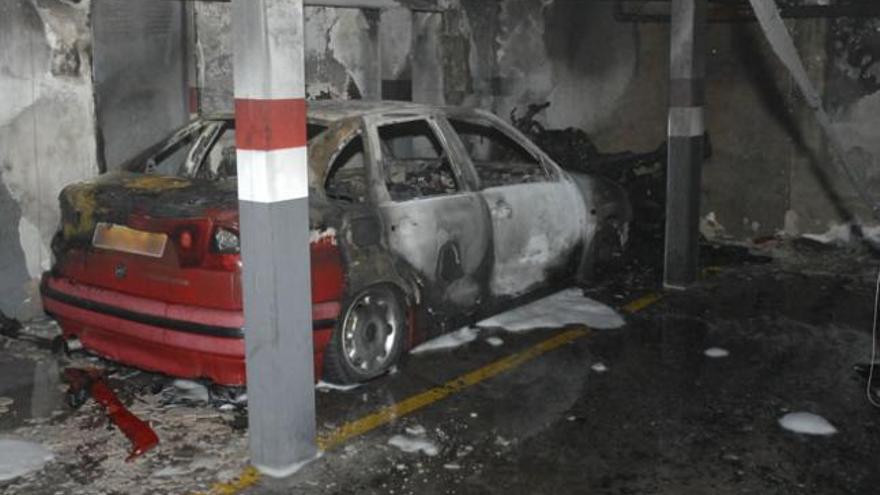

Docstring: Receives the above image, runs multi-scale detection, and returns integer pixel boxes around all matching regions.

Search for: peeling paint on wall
[0,0,99,319]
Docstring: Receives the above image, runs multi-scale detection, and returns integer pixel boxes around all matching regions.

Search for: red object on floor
[63,368,160,462]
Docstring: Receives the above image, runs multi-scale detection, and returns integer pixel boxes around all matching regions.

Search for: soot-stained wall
[196,2,386,115]
[92,0,188,170]
[0,0,99,319]
[191,0,835,242]
[817,17,880,230]
[1,0,188,319]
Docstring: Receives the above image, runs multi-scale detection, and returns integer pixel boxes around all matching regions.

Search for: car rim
[340,287,403,375]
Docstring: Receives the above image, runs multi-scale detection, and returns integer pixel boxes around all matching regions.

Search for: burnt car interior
[450,118,550,187]
[5,0,880,493]
[380,119,460,201]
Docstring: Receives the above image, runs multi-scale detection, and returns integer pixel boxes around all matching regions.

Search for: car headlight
[213,227,240,254]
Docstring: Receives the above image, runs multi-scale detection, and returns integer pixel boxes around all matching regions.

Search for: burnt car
[41,101,630,385]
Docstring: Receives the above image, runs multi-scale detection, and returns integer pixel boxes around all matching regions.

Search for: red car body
[42,211,344,386]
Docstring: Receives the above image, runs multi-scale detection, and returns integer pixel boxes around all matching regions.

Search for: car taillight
[173,226,202,267]
[179,230,193,249]
[212,227,240,254]
[201,226,241,272]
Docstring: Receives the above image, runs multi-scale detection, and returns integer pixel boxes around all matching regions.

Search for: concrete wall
[193,0,880,242]
[92,0,188,170]
[455,3,880,240]
[815,17,880,231]
[0,0,189,319]
[0,0,99,319]
[196,2,388,115]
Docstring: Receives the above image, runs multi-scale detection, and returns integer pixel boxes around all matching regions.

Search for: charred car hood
[59,172,237,242]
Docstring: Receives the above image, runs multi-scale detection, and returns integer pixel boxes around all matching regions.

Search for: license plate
[92,222,167,258]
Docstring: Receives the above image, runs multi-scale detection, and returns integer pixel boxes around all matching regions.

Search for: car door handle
[490,199,513,220]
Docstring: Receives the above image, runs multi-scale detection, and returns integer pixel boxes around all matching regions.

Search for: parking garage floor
[2,240,880,495]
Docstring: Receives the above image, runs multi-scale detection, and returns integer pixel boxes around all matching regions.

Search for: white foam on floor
[591,362,608,373]
[410,327,480,354]
[778,412,838,436]
[704,347,730,358]
[801,224,852,245]
[485,336,505,347]
[476,288,625,332]
[0,439,54,481]
[388,435,439,456]
[315,381,360,392]
[405,424,426,436]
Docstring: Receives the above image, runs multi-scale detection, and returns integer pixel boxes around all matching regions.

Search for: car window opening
[307,124,328,141]
[449,118,548,188]
[202,126,237,180]
[147,132,199,176]
[148,121,330,181]
[325,135,368,203]
[378,120,459,202]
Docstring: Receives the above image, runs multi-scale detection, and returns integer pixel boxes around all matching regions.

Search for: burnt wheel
[324,285,406,384]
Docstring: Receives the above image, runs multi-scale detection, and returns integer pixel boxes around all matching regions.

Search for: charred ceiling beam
[615,0,880,22]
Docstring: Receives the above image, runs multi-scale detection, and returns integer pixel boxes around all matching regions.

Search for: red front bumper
[41,275,338,386]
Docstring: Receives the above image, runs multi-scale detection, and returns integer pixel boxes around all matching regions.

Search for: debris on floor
[0,311,22,339]
[164,379,210,406]
[778,412,838,436]
[388,425,440,456]
[63,368,159,461]
[316,381,361,392]
[0,438,54,481]
[1,237,879,494]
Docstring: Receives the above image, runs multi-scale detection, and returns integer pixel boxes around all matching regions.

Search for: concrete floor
[2,240,880,494]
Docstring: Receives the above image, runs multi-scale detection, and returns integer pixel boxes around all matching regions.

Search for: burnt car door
[365,114,492,323]
[444,113,588,298]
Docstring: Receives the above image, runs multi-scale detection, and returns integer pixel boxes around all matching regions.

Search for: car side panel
[364,114,493,326]
[482,179,588,297]
[379,194,492,312]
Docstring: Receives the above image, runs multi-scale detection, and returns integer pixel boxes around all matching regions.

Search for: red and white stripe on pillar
[232,0,308,204]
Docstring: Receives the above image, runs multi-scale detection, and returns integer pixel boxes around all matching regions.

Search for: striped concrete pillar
[664,0,707,290]
[231,0,317,477]
[185,2,199,119]
[183,2,200,120]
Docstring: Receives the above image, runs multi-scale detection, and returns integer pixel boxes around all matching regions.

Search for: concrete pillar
[663,0,707,289]
[185,1,199,119]
[232,0,317,477]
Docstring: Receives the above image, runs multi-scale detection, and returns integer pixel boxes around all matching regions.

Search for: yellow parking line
[194,291,663,494]
[317,326,589,451]
[622,292,662,314]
